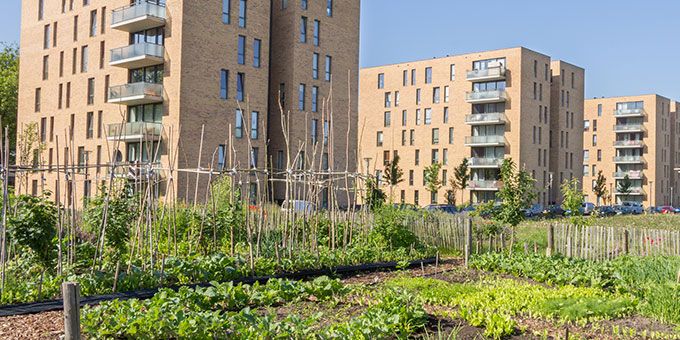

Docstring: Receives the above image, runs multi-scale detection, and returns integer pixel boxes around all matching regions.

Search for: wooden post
[465,219,473,268]
[523,242,529,254]
[62,282,81,340]
[623,230,630,255]
[546,224,555,257]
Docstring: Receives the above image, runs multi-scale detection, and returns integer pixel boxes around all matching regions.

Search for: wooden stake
[62,282,81,340]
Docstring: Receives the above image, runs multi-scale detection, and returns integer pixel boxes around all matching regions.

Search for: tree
[424,162,443,204]
[617,175,633,202]
[16,122,45,194]
[451,158,470,206]
[383,155,404,202]
[0,43,18,163]
[561,178,586,226]
[363,175,385,211]
[495,159,537,246]
[593,171,608,206]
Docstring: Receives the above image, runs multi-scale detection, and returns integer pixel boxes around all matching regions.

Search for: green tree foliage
[0,43,18,160]
[451,158,470,205]
[83,186,137,261]
[617,175,633,201]
[210,177,245,251]
[496,158,536,228]
[363,176,385,211]
[423,162,442,203]
[10,194,57,271]
[383,155,404,202]
[561,179,586,226]
[593,171,608,206]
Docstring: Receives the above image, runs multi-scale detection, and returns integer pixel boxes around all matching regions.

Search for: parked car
[545,205,565,217]
[594,206,616,217]
[658,206,676,214]
[392,203,420,211]
[522,204,544,218]
[281,200,317,214]
[425,204,458,214]
[621,201,644,215]
[582,203,596,216]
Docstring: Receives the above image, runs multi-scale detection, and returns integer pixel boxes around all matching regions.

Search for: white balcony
[614,108,645,118]
[108,82,164,105]
[469,157,504,168]
[613,124,645,133]
[614,187,646,196]
[110,43,164,69]
[468,180,501,191]
[465,113,507,125]
[107,122,163,142]
[466,66,507,82]
[613,140,644,149]
[111,2,166,32]
[465,135,506,147]
[613,171,643,180]
[465,90,507,104]
[613,156,645,164]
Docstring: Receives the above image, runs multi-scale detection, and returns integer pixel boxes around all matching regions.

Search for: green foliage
[83,186,137,260]
[561,178,586,227]
[0,43,18,158]
[451,158,470,204]
[424,162,443,200]
[617,175,633,198]
[384,154,404,187]
[364,175,386,211]
[593,170,609,205]
[10,194,57,271]
[496,158,536,227]
[372,205,421,249]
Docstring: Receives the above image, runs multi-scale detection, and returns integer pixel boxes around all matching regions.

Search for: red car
[658,206,675,214]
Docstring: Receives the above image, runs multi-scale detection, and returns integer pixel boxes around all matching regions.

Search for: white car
[281,200,317,214]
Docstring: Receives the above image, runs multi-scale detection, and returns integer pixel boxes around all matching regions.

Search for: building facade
[358,47,585,206]
[583,95,680,206]
[18,0,359,207]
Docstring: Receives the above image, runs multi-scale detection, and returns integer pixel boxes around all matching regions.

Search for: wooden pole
[62,282,81,340]
[546,224,555,257]
[465,218,473,267]
[623,229,630,255]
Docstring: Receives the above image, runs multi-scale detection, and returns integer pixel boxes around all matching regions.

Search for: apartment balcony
[614,187,646,196]
[110,43,164,69]
[108,82,163,105]
[466,66,507,82]
[468,180,502,191]
[613,124,645,133]
[465,112,507,125]
[465,90,507,104]
[613,140,644,149]
[107,122,163,142]
[613,108,645,118]
[613,171,643,180]
[469,157,504,168]
[613,156,645,164]
[464,135,507,147]
[111,1,166,32]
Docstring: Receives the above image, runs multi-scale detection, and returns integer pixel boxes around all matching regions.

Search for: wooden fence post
[546,224,555,257]
[623,230,630,255]
[62,282,81,340]
[465,218,473,268]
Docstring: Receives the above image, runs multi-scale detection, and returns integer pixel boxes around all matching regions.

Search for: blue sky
[2,0,678,99]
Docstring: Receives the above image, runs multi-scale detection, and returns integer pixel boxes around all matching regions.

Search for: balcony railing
[613,140,644,148]
[613,124,645,133]
[464,135,506,146]
[107,122,163,142]
[468,180,502,191]
[614,108,645,117]
[615,187,646,196]
[613,171,643,180]
[465,112,507,125]
[108,82,164,105]
[466,66,507,81]
[469,157,504,168]
[613,156,644,163]
[465,90,507,103]
[111,1,166,32]
[110,43,164,68]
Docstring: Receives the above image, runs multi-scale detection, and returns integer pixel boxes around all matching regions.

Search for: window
[66,82,71,108]
[583,150,590,162]
[217,145,227,170]
[313,20,320,46]
[409,171,414,186]
[416,89,421,105]
[40,118,47,142]
[409,130,415,145]
[222,0,231,24]
[597,104,602,117]
[311,119,318,144]
[433,87,440,104]
[73,15,78,41]
[300,16,307,43]
[401,130,406,146]
[250,147,258,168]
[99,41,105,69]
[59,51,64,77]
[238,0,247,27]
[583,120,590,131]
[298,84,306,110]
[416,109,421,125]
[42,56,49,80]
[431,128,439,144]
[401,110,407,126]
[324,55,332,81]
[86,112,94,139]
[235,109,244,138]
[276,150,284,170]
[384,111,391,127]
[236,72,245,101]
[89,10,97,37]
[411,69,416,86]
[384,92,391,108]
[253,39,261,67]
[81,45,89,72]
[38,0,45,20]
[592,134,597,147]
[311,86,318,112]
[326,0,333,16]
[443,150,448,166]
[444,86,449,103]
[415,150,420,165]
[425,67,432,84]
[237,35,245,64]
[44,24,51,49]
[301,0,308,10]
[378,73,384,89]
[220,69,229,99]
[279,83,285,107]
[97,111,102,138]
[58,84,63,108]
[424,108,432,125]
[403,70,408,86]
[443,107,449,123]
[251,111,259,139]
[448,127,454,144]
[323,120,329,145]
[376,131,383,146]
[87,78,95,104]
[450,64,455,81]
[312,53,319,79]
